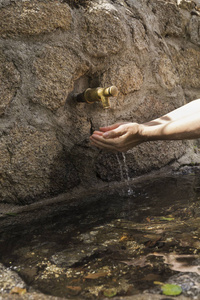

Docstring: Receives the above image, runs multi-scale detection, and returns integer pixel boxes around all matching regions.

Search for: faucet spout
[75,86,118,109]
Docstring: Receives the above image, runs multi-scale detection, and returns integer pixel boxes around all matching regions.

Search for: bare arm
[90,99,200,152]
[142,99,200,140]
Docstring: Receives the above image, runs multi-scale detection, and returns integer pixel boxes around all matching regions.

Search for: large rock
[0,1,72,37]
[101,60,144,95]
[79,2,127,57]
[0,50,20,115]
[32,46,89,111]
[188,15,200,46]
[155,54,179,90]
[172,47,200,89]
[96,140,188,182]
[0,126,79,203]
[149,0,186,37]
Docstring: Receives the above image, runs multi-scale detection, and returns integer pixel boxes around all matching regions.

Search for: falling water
[122,153,134,196]
[116,153,124,180]
[102,110,133,196]
[102,109,109,127]
[116,153,134,196]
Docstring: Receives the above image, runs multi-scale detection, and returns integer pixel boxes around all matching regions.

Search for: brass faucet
[75,86,118,109]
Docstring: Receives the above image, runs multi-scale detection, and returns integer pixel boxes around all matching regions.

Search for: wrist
[138,124,151,142]
[138,123,163,142]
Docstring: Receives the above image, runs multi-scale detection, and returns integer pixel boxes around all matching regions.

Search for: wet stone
[50,244,107,268]
[167,273,200,297]
[0,263,26,293]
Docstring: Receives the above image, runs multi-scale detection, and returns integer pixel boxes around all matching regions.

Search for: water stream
[116,153,134,196]
[116,153,124,180]
[101,110,134,195]
[122,152,134,196]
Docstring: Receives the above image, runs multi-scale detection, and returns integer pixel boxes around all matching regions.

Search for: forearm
[140,110,200,141]
[146,99,200,126]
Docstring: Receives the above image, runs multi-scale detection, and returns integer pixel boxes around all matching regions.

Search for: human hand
[90,122,144,152]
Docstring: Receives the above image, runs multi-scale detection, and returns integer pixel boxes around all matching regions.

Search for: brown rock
[188,15,200,45]
[32,46,89,111]
[0,1,72,37]
[172,47,200,88]
[177,0,196,10]
[96,140,188,182]
[150,0,185,37]
[131,19,149,51]
[102,60,143,95]
[0,50,20,115]
[80,4,126,57]
[0,126,79,203]
[156,54,179,90]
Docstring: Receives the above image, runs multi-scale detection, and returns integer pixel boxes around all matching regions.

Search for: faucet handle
[99,86,118,109]
[103,86,118,97]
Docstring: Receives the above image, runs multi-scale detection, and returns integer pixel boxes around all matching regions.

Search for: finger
[90,134,121,146]
[90,138,126,153]
[92,131,104,136]
[90,134,121,147]
[103,126,127,139]
[99,123,123,132]
[90,134,110,144]
[90,135,126,151]
[90,137,117,151]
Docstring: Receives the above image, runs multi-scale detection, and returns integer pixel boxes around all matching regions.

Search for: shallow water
[0,168,200,299]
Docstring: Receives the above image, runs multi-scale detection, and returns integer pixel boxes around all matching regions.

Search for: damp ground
[0,167,200,299]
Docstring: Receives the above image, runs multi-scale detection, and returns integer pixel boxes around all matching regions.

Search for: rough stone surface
[0,0,200,203]
[0,50,20,115]
[0,262,26,293]
[79,2,127,58]
[149,0,186,37]
[96,140,189,181]
[32,46,89,111]
[0,126,80,203]
[0,262,63,299]
[172,47,200,88]
[0,1,72,37]
[101,60,144,95]
[156,54,179,90]
[189,15,200,46]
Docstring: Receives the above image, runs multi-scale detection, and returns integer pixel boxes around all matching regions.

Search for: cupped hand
[90,122,144,152]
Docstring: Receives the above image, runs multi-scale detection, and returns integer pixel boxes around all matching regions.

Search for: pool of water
[0,167,200,299]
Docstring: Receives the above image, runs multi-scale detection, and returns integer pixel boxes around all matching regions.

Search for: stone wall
[0,0,200,204]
